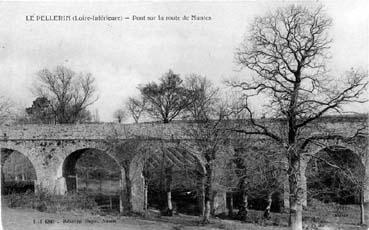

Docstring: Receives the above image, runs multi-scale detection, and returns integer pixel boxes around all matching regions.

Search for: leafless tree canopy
[34,65,98,124]
[184,74,219,121]
[229,4,368,229]
[232,5,367,144]
[0,96,13,124]
[126,96,146,123]
[113,108,127,123]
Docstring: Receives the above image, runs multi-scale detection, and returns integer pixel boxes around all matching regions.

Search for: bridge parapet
[0,115,367,141]
[0,122,187,140]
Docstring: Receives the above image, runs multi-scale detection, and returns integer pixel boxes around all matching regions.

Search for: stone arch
[1,147,38,193]
[128,140,206,213]
[129,141,206,183]
[55,141,122,178]
[304,136,367,167]
[58,147,123,194]
[1,145,39,182]
[304,144,366,207]
[302,136,368,206]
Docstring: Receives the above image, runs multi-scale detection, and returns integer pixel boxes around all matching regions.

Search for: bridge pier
[213,191,227,214]
[364,201,369,225]
[54,177,67,194]
[283,175,290,211]
[300,159,307,207]
[130,158,145,213]
[34,175,59,194]
[364,159,369,225]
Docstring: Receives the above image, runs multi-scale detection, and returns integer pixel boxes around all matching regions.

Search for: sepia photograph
[0,1,368,230]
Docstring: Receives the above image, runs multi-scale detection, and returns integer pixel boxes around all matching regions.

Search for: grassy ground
[1,195,368,230]
[2,205,369,230]
[1,205,291,230]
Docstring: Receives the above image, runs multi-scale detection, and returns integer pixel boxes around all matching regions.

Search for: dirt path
[0,205,292,230]
[3,204,368,230]
[1,205,177,230]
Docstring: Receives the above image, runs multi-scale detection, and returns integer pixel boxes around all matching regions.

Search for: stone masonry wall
[0,115,367,141]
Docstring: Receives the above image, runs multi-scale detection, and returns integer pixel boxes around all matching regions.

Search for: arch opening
[142,146,204,216]
[62,148,122,212]
[229,146,285,215]
[306,146,365,223]
[1,148,37,194]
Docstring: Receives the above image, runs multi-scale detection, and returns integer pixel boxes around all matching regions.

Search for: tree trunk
[238,192,248,222]
[119,170,124,213]
[364,201,369,226]
[166,167,173,216]
[228,193,234,217]
[360,191,365,225]
[202,163,213,223]
[264,192,273,219]
[167,191,173,215]
[144,178,148,213]
[288,151,303,230]
[123,167,132,215]
[283,175,290,213]
[204,200,211,223]
[244,194,248,215]
[119,191,123,213]
[200,176,206,216]
[21,165,25,181]
[237,176,248,222]
[210,192,216,216]
[290,199,303,230]
[160,150,166,213]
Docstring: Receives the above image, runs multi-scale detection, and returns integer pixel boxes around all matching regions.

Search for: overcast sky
[0,0,368,122]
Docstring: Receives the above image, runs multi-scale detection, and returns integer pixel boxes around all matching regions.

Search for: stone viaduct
[0,115,368,219]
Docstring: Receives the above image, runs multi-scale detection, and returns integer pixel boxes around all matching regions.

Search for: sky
[0,0,368,122]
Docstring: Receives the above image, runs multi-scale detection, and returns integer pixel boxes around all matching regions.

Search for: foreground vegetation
[2,191,367,230]
[3,190,100,214]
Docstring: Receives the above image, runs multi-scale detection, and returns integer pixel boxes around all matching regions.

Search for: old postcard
[0,1,368,230]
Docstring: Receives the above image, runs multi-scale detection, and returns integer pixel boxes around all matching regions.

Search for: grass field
[1,205,290,230]
[2,204,368,230]
[1,194,368,230]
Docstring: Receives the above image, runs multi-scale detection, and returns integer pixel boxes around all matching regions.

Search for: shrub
[4,189,99,214]
[303,199,332,223]
[1,181,35,194]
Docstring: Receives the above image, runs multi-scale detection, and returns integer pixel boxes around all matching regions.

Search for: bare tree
[104,127,160,215]
[195,120,229,223]
[229,4,368,230]
[0,96,12,125]
[33,65,98,124]
[113,109,127,123]
[186,98,242,223]
[91,109,100,123]
[231,142,285,221]
[139,70,195,123]
[126,97,146,123]
[0,96,26,124]
[184,74,219,121]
